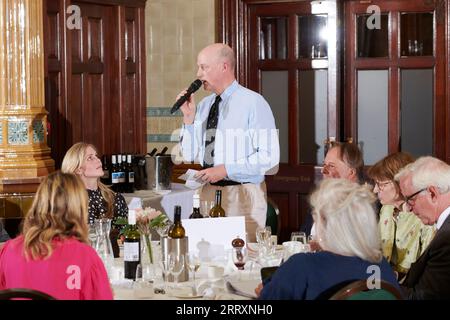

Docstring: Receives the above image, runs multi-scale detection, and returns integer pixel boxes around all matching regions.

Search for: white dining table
[110,242,262,300]
[122,183,196,221]
[111,259,261,300]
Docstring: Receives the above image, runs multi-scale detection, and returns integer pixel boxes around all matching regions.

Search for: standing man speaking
[177,43,279,241]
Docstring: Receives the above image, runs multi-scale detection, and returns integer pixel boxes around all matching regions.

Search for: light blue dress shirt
[180,81,280,184]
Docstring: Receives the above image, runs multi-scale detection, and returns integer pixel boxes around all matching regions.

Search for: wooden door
[344,0,448,164]
[69,1,115,153]
[218,0,341,241]
[43,0,146,167]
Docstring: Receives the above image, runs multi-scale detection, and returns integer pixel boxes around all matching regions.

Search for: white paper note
[178,169,205,189]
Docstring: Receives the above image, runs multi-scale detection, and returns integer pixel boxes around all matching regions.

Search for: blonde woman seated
[62,142,128,256]
[368,152,435,280]
[258,179,399,300]
[0,171,113,299]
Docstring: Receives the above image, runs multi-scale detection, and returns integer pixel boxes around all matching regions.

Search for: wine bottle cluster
[100,147,170,193]
[100,154,135,193]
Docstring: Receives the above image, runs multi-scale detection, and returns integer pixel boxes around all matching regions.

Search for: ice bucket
[145,154,173,191]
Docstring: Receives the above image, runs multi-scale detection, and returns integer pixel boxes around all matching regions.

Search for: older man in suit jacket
[396,156,450,299]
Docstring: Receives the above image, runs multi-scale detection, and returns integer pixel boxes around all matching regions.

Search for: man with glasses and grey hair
[395,156,450,299]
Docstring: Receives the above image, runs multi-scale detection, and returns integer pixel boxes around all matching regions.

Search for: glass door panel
[298,15,328,59]
[357,70,389,165]
[356,14,389,58]
[261,71,289,163]
[401,69,433,157]
[298,70,328,164]
[260,17,288,60]
[400,12,433,57]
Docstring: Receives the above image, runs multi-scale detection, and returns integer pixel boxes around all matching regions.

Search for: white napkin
[196,278,226,299]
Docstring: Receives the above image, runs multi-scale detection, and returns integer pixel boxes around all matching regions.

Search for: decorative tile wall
[32,120,45,143]
[145,0,216,153]
[8,121,29,145]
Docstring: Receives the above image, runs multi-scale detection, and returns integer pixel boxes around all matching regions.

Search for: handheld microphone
[170,79,203,114]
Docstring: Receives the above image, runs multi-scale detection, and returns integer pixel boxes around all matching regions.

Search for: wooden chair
[329,279,404,300]
[0,288,56,300]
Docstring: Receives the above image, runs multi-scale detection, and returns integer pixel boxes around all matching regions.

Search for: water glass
[256,226,272,246]
[291,231,307,244]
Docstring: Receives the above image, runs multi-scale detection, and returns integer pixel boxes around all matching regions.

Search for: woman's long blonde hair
[61,142,114,219]
[22,171,89,260]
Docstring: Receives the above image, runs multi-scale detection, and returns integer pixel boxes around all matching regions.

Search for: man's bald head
[200,43,236,70]
[196,43,236,95]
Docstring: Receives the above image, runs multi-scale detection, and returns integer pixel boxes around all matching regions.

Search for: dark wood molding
[73,0,146,7]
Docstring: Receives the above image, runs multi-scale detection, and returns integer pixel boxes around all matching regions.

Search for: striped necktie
[203,95,222,168]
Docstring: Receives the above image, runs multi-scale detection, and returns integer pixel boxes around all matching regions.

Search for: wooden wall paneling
[44,0,66,168]
[43,0,146,166]
[121,7,138,154]
[137,6,147,155]
[447,0,450,164]
[434,0,448,160]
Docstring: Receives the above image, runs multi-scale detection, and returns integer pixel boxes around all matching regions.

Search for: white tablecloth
[123,183,196,221]
[111,256,260,300]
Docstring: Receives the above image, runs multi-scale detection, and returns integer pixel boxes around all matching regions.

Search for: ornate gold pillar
[0,0,54,193]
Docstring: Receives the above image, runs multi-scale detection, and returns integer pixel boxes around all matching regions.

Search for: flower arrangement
[135,207,169,264]
[116,207,169,264]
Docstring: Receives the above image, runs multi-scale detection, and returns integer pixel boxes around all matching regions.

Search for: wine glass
[185,253,201,282]
[168,253,185,289]
[232,247,248,280]
[159,258,171,292]
[200,200,214,218]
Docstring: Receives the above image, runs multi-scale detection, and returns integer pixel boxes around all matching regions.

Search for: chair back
[329,279,404,300]
[0,288,56,300]
[265,198,280,237]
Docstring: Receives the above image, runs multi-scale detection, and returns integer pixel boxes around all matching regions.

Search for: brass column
[0,0,54,193]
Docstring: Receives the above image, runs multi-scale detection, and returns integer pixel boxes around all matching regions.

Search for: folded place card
[181,216,246,261]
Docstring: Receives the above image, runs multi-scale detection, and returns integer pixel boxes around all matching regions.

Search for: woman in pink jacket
[0,171,113,300]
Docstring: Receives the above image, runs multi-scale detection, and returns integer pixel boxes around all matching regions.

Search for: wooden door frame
[344,0,448,161]
[217,0,342,241]
[217,0,342,163]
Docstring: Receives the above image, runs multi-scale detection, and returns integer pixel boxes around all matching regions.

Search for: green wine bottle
[209,190,226,218]
[168,206,185,238]
[189,193,203,219]
[124,209,141,280]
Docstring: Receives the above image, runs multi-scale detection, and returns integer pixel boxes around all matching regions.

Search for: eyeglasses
[322,163,336,171]
[374,180,392,191]
[404,188,427,206]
